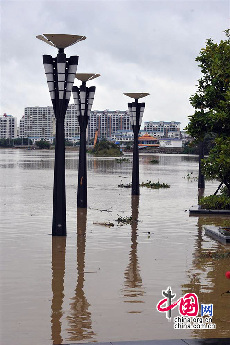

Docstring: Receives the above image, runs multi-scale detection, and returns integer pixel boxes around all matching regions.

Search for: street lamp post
[72,73,100,208]
[37,34,86,235]
[124,93,149,195]
[198,107,205,190]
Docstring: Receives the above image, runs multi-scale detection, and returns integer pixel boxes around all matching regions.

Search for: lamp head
[75,73,100,82]
[36,34,86,50]
[124,92,149,100]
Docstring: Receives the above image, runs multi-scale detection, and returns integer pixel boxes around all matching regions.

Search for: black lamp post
[198,108,205,190]
[72,73,100,208]
[124,93,149,195]
[37,34,86,235]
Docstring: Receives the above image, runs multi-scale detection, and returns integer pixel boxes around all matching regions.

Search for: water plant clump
[200,251,230,259]
[140,180,170,189]
[115,158,130,163]
[118,183,132,188]
[149,159,159,164]
[116,215,137,225]
[118,181,170,189]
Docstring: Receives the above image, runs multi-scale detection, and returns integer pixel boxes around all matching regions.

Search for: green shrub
[199,194,230,210]
[149,159,159,164]
[35,140,51,149]
[90,139,123,157]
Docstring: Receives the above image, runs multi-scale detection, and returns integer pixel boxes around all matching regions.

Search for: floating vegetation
[183,172,198,181]
[116,215,137,225]
[140,180,170,189]
[93,221,114,227]
[118,180,170,189]
[200,251,230,259]
[149,159,159,164]
[118,183,132,188]
[115,157,130,163]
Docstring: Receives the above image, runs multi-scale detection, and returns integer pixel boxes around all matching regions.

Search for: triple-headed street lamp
[72,73,100,208]
[124,93,149,195]
[37,34,86,236]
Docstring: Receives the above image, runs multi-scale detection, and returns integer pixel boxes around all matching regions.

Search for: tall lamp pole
[198,107,205,190]
[37,34,86,235]
[124,93,149,195]
[72,73,100,208]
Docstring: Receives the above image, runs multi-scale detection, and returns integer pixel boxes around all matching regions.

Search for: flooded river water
[0,149,229,344]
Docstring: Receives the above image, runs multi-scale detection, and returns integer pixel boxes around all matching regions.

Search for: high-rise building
[0,114,17,139]
[22,105,81,143]
[20,106,131,143]
[88,110,130,140]
[23,106,55,142]
[65,104,80,142]
[19,116,25,138]
[144,121,181,138]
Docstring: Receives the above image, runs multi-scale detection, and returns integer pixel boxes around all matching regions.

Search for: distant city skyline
[1,1,229,130]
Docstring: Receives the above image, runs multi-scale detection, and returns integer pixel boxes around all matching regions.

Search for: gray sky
[1,0,229,130]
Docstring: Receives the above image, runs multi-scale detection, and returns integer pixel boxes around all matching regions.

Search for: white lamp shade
[50,91,55,100]
[66,83,73,92]
[46,74,54,82]
[73,94,80,105]
[47,81,54,92]
[57,63,66,74]
[59,91,64,99]
[66,91,71,100]
[58,74,65,82]
[44,64,53,74]
[58,82,65,90]
[68,65,78,73]
[80,90,86,104]
[67,73,75,83]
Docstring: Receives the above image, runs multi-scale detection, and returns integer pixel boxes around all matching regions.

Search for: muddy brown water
[0,149,229,344]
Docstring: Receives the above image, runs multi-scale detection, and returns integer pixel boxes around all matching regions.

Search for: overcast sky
[1,0,229,130]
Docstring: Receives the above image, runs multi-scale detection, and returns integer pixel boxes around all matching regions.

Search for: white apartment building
[111,130,134,142]
[144,121,181,138]
[88,110,131,140]
[22,106,54,142]
[159,138,182,148]
[19,107,131,143]
[20,105,81,143]
[19,116,25,138]
[65,104,80,142]
[0,114,17,139]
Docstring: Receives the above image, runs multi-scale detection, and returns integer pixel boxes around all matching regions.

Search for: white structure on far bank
[144,121,181,138]
[88,110,131,140]
[0,114,17,139]
[159,138,182,148]
[20,105,81,143]
[21,106,54,142]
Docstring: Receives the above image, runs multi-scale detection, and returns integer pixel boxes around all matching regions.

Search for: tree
[187,29,230,139]
[186,30,230,196]
[202,138,230,196]
[90,139,123,157]
[35,140,51,149]
[0,138,12,147]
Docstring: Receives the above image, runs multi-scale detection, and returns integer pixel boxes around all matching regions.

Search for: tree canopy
[187,29,230,140]
[187,30,230,196]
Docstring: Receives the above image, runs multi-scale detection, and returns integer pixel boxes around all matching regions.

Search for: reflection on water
[182,216,230,338]
[51,237,66,345]
[123,196,145,312]
[67,209,95,342]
